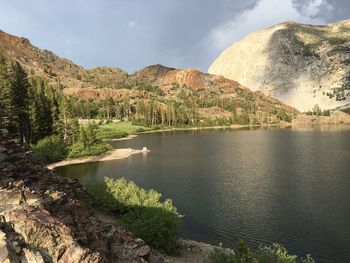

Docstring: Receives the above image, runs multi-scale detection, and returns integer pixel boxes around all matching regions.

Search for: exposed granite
[0,129,166,263]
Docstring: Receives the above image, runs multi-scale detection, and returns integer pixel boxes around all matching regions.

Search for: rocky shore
[0,129,217,262]
[0,129,165,262]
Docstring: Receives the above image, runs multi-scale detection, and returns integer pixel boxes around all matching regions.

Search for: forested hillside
[0,29,298,147]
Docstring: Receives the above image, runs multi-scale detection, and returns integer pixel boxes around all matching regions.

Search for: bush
[87,177,182,254]
[68,142,112,158]
[206,247,236,263]
[97,121,151,139]
[96,129,128,140]
[67,124,112,158]
[86,182,119,211]
[206,241,314,263]
[32,135,68,163]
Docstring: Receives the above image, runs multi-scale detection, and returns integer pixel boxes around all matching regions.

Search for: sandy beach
[47,147,149,170]
[105,134,138,142]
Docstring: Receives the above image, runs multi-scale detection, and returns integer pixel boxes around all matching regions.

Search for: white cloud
[297,0,333,17]
[205,0,332,58]
[302,0,325,16]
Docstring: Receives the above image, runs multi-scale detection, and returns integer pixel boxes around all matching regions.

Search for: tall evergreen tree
[8,62,31,143]
[0,54,11,128]
[58,97,79,144]
[30,79,53,142]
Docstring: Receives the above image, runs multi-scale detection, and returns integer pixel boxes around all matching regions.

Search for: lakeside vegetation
[86,177,315,260]
[87,177,182,254]
[96,121,151,140]
[33,124,113,162]
[0,52,292,164]
[0,52,295,157]
[207,241,314,263]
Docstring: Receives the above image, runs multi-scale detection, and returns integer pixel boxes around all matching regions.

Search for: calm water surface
[57,127,350,262]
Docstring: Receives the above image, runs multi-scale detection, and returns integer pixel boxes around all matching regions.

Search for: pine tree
[30,79,53,142]
[78,126,88,148]
[8,62,31,144]
[45,85,61,133]
[58,97,79,144]
[0,54,11,128]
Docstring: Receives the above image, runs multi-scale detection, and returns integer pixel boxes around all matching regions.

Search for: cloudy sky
[0,0,349,72]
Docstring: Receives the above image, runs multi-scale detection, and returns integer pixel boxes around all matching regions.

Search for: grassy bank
[96,121,152,140]
[96,121,287,138]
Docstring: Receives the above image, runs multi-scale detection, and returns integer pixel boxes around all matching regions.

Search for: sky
[0,0,349,73]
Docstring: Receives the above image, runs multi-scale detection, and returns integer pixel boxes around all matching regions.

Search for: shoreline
[104,134,138,142]
[47,147,149,170]
[141,123,283,134]
[139,122,350,135]
[48,122,350,170]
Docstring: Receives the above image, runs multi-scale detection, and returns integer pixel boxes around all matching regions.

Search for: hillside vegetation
[0,29,297,132]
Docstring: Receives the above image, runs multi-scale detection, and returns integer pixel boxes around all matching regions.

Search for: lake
[57,126,350,262]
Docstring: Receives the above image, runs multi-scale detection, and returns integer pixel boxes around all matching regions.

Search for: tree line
[0,54,79,145]
[1,54,294,146]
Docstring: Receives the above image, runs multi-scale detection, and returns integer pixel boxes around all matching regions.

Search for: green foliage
[206,247,237,263]
[96,121,150,140]
[312,104,322,116]
[6,62,31,143]
[68,142,112,158]
[0,52,296,143]
[29,78,53,143]
[87,177,182,254]
[79,124,98,147]
[86,182,119,211]
[326,85,350,101]
[305,104,332,117]
[122,208,181,255]
[277,112,293,123]
[68,124,112,158]
[206,241,315,263]
[58,97,80,145]
[0,54,11,129]
[32,135,68,163]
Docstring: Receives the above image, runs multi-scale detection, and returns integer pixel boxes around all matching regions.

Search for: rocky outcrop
[0,129,166,262]
[209,20,350,112]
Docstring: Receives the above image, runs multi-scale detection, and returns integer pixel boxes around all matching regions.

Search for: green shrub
[206,247,237,263]
[96,129,128,140]
[87,177,182,254]
[122,206,181,253]
[97,121,151,138]
[86,182,119,212]
[206,241,314,263]
[67,124,112,158]
[68,142,112,158]
[32,135,68,163]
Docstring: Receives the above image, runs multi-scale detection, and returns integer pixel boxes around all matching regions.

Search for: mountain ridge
[0,29,297,125]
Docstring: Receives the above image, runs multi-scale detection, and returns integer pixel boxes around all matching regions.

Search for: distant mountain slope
[208,20,350,112]
[0,29,297,124]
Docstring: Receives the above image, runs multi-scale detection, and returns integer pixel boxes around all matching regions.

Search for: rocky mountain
[208,20,350,112]
[0,29,297,125]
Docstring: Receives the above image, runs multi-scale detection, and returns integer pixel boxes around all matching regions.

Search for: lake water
[57,127,350,262]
